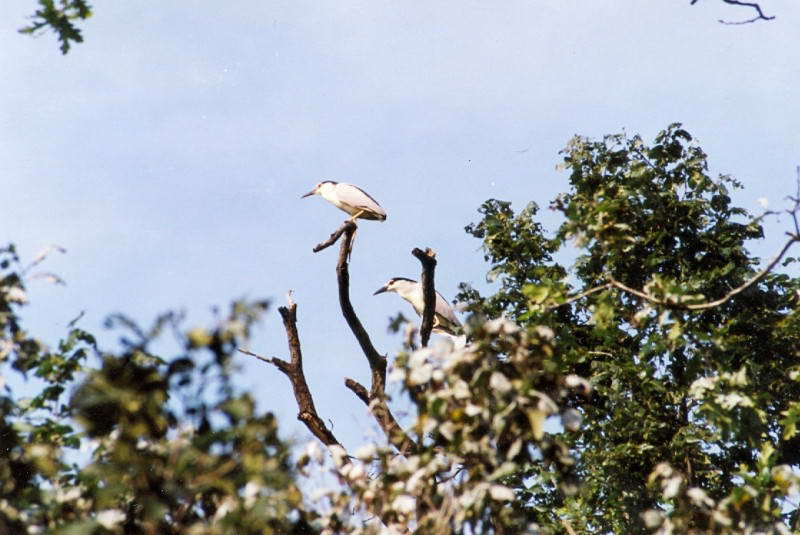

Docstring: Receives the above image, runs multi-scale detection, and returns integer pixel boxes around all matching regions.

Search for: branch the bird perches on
[244,219,423,457]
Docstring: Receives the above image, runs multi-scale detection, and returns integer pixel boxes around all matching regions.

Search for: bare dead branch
[345,378,370,405]
[690,0,775,24]
[412,247,438,347]
[313,221,352,252]
[237,347,275,365]
[238,302,341,448]
[332,224,418,456]
[719,0,774,23]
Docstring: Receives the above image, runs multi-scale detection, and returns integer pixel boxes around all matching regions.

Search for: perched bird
[301,181,387,222]
[374,277,461,335]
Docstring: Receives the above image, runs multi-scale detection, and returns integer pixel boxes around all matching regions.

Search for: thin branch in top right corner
[691,0,775,24]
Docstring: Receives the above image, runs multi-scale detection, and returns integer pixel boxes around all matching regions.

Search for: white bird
[373,277,461,335]
[301,181,387,222]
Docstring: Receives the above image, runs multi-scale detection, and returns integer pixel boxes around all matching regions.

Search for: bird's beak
[373,285,388,296]
[301,189,316,199]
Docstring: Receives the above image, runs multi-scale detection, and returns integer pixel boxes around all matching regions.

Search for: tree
[457,124,800,532]
[238,124,799,534]
[2,124,798,534]
[0,245,315,534]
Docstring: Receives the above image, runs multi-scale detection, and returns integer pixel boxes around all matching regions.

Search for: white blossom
[689,376,717,398]
[213,498,236,521]
[347,463,366,481]
[534,393,558,414]
[55,487,82,503]
[489,485,515,501]
[533,325,554,339]
[0,339,14,360]
[686,487,714,507]
[564,374,591,394]
[5,286,28,304]
[355,444,377,461]
[438,422,457,441]
[243,481,261,506]
[465,403,483,417]
[489,372,512,393]
[391,494,416,514]
[388,365,406,382]
[410,348,433,367]
[452,380,471,400]
[329,444,348,467]
[409,364,432,386]
[662,475,682,499]
[96,509,126,529]
[406,468,427,493]
[485,317,520,335]
[642,510,663,528]
[716,392,753,410]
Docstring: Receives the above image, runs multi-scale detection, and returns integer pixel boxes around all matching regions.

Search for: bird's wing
[435,291,461,327]
[338,183,386,215]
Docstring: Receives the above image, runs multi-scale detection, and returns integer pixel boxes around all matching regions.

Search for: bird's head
[301,180,337,199]
[373,277,417,296]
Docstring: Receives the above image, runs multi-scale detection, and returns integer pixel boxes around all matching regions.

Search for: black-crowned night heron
[374,277,461,335]
[301,181,387,222]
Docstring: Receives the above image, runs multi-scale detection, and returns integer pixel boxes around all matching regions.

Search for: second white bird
[374,277,461,335]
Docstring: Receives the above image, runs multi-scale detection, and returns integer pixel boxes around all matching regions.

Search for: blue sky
[2,1,798,450]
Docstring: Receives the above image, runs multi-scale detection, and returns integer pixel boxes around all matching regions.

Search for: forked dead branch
[242,219,441,461]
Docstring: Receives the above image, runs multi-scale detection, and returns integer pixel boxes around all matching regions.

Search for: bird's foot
[348,210,366,223]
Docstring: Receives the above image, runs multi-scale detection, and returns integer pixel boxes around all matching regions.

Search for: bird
[373,277,461,335]
[301,181,387,222]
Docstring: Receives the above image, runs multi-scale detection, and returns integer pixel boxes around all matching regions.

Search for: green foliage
[0,245,314,534]
[304,317,584,534]
[460,124,800,533]
[4,123,799,534]
[19,0,92,54]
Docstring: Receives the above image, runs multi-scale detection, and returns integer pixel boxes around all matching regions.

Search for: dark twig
[345,378,370,405]
[719,0,774,23]
[690,0,775,24]
[313,222,352,253]
[412,247,438,347]
[238,299,341,448]
[328,224,418,455]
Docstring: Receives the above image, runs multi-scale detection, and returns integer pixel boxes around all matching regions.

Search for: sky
[2,1,799,452]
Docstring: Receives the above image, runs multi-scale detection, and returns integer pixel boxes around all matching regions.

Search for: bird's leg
[348,210,366,223]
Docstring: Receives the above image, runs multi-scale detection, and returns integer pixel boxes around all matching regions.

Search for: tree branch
[312,222,351,253]
[546,282,613,310]
[344,377,370,405]
[317,222,418,456]
[690,0,775,24]
[549,229,798,313]
[242,301,408,530]
[412,248,438,347]
[237,299,341,448]
[608,232,799,310]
